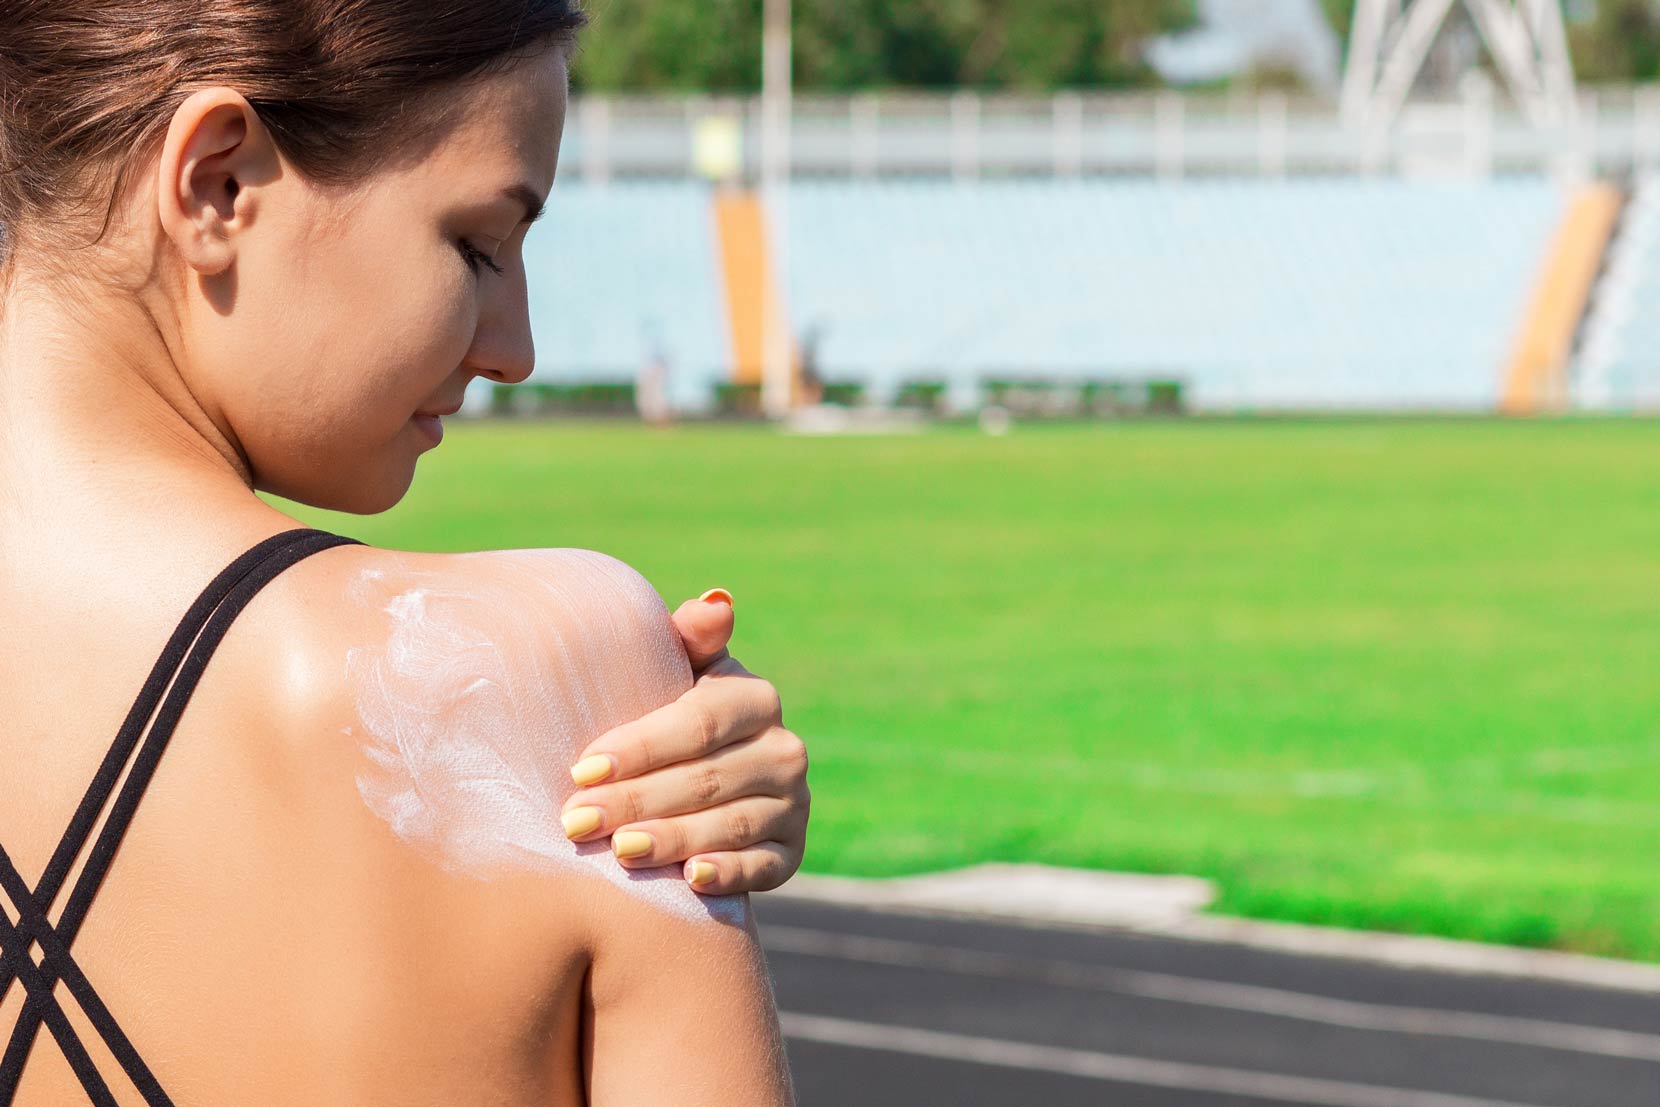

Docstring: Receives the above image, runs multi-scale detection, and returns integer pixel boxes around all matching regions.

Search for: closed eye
[459,239,505,277]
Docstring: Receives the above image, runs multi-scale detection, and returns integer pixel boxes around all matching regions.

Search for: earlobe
[155,88,268,277]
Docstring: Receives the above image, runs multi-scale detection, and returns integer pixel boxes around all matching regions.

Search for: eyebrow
[504,183,547,226]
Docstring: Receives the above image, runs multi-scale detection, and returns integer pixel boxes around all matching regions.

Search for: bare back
[0,530,791,1106]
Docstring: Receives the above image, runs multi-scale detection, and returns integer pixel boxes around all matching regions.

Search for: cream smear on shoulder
[343,548,747,927]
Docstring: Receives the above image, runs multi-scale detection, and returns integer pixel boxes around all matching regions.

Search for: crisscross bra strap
[0,526,364,1106]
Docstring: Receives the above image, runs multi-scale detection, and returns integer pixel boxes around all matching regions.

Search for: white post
[851,93,880,178]
[760,0,793,419]
[683,94,707,177]
[1053,92,1084,177]
[1560,85,1596,185]
[1636,86,1660,173]
[581,95,611,185]
[1257,90,1288,176]
[1154,90,1184,181]
[1460,71,1494,179]
[951,91,981,180]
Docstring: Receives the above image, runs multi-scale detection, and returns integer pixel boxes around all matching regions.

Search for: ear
[155,87,276,277]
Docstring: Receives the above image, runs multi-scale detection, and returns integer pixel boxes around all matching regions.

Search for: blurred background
[285,2,1660,1103]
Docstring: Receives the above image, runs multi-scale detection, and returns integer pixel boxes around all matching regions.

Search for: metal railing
[560,84,1660,183]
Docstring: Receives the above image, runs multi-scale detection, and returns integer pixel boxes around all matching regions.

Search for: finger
[569,662,781,785]
[683,842,797,896]
[560,729,802,837]
[669,589,734,674]
[604,795,797,871]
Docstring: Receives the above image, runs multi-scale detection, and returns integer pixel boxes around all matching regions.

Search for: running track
[754,897,1660,1107]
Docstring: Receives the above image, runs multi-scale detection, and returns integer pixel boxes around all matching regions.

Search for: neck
[0,267,276,547]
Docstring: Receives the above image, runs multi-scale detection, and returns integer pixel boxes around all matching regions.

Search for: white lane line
[780,1012,1558,1107]
[765,926,1660,1062]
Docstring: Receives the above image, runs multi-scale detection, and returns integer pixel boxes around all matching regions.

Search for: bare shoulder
[258,541,741,918]
[286,543,681,656]
[269,542,691,746]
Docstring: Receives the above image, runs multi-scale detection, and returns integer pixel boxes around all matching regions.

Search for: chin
[334,469,415,515]
[258,461,415,516]
[331,482,412,516]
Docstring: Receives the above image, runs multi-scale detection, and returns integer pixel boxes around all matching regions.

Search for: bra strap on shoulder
[0,527,363,1107]
[19,528,328,929]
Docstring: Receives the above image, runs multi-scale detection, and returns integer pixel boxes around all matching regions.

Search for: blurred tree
[570,0,763,91]
[569,0,1660,93]
[1567,0,1660,81]
[571,0,1197,91]
[1321,0,1357,42]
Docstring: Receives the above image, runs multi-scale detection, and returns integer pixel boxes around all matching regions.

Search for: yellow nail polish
[561,806,603,838]
[697,587,734,607]
[613,830,654,859]
[688,860,718,886]
[570,754,614,786]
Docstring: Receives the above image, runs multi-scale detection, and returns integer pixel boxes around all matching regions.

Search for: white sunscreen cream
[344,548,747,927]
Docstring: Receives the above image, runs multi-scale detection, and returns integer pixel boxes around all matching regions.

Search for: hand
[559,589,811,895]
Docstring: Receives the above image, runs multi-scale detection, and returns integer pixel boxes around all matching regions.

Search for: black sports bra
[0,527,363,1106]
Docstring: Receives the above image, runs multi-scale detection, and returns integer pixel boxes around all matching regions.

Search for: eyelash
[459,239,505,277]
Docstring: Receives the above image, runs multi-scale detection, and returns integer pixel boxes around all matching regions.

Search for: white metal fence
[562,85,1660,183]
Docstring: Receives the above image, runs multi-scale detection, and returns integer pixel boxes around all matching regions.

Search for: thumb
[670,588,734,673]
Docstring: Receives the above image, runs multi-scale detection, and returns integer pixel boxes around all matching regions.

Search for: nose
[467,263,536,385]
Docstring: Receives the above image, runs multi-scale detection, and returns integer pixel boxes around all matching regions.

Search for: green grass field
[274,417,1660,961]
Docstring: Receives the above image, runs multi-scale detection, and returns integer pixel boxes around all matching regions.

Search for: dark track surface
[754,896,1660,1107]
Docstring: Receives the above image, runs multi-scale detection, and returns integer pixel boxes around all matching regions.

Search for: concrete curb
[759,863,1660,995]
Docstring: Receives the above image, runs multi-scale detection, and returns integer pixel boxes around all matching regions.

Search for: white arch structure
[1341,0,1576,128]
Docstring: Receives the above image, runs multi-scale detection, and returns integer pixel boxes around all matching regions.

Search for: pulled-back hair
[0,0,585,273]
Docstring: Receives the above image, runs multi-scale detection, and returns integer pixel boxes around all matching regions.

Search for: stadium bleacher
[778,177,1564,411]
[496,176,1568,413]
[516,180,728,412]
[1575,174,1660,411]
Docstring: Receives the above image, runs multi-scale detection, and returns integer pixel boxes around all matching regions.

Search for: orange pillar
[712,190,802,400]
[1500,183,1623,415]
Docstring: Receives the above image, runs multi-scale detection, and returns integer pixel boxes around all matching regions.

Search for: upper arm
[583,881,795,1106]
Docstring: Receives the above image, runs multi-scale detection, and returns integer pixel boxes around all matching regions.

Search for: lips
[415,401,464,418]
[412,411,445,446]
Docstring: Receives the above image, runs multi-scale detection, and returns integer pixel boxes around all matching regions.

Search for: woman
[0,2,805,1103]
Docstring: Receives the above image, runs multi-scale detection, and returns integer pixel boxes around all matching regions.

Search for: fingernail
[613,831,654,859]
[570,754,614,786]
[697,587,734,607]
[687,860,718,886]
[561,806,603,838]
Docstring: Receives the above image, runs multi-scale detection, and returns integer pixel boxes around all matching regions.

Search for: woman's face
[166,46,569,514]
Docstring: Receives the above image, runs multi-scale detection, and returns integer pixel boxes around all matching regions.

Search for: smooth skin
[0,39,798,1105]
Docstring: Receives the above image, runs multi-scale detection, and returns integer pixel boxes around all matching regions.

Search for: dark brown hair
[0,0,585,272]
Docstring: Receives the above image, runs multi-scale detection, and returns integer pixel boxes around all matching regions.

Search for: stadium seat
[496,176,1564,413]
[515,180,728,412]
[1575,173,1660,411]
[774,177,1563,411]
